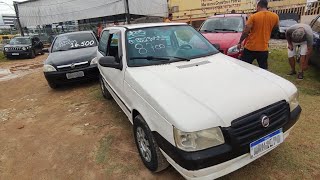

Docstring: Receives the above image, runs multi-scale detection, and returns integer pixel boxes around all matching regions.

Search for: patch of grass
[268,48,320,96]
[0,52,8,62]
[89,84,105,101]
[95,135,114,164]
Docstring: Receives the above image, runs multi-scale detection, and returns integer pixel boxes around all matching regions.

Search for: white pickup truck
[97,23,302,179]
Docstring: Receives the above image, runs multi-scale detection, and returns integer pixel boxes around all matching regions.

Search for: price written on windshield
[70,40,95,48]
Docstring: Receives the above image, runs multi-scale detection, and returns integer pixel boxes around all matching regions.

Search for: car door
[98,29,130,116]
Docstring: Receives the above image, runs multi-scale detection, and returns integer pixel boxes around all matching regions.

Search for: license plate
[12,53,19,55]
[250,129,283,158]
[66,71,84,79]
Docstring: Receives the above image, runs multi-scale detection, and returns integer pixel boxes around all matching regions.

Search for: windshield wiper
[130,56,171,61]
[130,56,190,62]
[214,28,238,32]
[200,29,217,33]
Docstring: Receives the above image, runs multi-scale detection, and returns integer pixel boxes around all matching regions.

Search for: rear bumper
[44,65,99,85]
[154,105,301,179]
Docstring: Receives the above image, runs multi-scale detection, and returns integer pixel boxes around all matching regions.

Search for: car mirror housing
[99,56,122,70]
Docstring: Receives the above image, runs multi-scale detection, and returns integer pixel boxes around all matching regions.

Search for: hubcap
[136,127,152,162]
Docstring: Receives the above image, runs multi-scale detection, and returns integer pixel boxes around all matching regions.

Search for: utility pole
[124,0,131,24]
[13,1,24,36]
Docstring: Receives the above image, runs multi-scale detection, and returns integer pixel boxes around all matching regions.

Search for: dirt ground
[1,42,319,180]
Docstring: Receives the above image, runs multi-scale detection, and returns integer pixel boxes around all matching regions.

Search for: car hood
[45,46,97,66]
[201,32,241,50]
[125,53,296,132]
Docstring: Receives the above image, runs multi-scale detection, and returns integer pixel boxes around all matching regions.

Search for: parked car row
[43,22,301,179]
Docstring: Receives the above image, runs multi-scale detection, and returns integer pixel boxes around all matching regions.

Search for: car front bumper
[154,105,301,179]
[44,65,99,85]
[4,51,32,57]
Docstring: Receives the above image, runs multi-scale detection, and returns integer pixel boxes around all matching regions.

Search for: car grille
[56,61,90,71]
[8,47,22,51]
[225,100,290,150]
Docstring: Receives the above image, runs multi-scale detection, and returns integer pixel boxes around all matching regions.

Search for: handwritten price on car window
[70,40,95,48]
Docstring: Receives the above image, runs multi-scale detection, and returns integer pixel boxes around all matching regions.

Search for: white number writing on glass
[135,43,147,55]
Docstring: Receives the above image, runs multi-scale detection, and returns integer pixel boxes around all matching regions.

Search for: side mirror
[99,56,122,70]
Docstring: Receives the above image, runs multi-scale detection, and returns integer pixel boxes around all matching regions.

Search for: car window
[9,37,31,45]
[311,16,320,33]
[279,20,297,27]
[52,32,97,52]
[107,32,121,61]
[126,25,218,67]
[200,17,244,32]
[99,31,109,56]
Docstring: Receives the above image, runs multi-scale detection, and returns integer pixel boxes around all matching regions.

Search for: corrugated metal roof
[17,0,168,26]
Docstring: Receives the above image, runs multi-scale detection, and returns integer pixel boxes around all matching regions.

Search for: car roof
[209,14,247,18]
[106,22,187,30]
[56,31,94,37]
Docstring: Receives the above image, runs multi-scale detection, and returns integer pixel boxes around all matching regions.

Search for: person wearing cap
[286,24,313,80]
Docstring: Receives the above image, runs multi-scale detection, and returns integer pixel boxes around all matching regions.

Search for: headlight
[174,127,225,152]
[227,45,240,54]
[22,47,27,51]
[289,91,299,111]
[43,64,57,72]
[90,57,98,65]
[4,48,8,51]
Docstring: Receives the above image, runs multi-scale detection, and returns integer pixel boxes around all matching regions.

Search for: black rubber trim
[154,105,302,171]
[102,76,131,114]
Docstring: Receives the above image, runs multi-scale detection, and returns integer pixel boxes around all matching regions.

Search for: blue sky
[0,0,25,15]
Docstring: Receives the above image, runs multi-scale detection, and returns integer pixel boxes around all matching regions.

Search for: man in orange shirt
[237,0,279,69]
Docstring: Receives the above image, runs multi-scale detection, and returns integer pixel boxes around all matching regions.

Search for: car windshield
[52,32,97,52]
[200,17,244,32]
[280,20,297,27]
[311,17,320,33]
[126,25,218,66]
[9,37,31,45]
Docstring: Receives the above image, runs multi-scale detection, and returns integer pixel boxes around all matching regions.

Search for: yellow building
[168,0,318,24]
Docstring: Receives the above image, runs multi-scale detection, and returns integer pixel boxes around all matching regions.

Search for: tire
[133,115,169,172]
[99,75,112,100]
[48,81,58,89]
[40,50,44,55]
[30,50,36,59]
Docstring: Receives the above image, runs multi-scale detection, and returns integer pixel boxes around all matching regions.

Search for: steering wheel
[179,44,193,50]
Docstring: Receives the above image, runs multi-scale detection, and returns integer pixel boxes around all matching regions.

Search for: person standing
[164,13,173,23]
[96,23,103,40]
[285,24,313,80]
[237,0,279,69]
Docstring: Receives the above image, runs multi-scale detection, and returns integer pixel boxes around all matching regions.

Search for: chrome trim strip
[57,61,89,68]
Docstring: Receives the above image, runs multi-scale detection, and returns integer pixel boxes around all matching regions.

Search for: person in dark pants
[237,0,279,69]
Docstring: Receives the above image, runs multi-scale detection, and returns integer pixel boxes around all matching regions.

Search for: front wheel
[48,81,58,89]
[30,50,36,59]
[133,115,169,172]
[99,75,112,100]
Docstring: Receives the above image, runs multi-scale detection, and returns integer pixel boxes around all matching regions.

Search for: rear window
[200,17,244,32]
[52,33,97,52]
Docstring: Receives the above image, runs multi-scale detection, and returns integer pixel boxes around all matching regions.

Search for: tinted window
[9,37,31,45]
[200,17,244,32]
[126,25,218,67]
[98,31,109,56]
[52,32,97,52]
[107,32,121,60]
